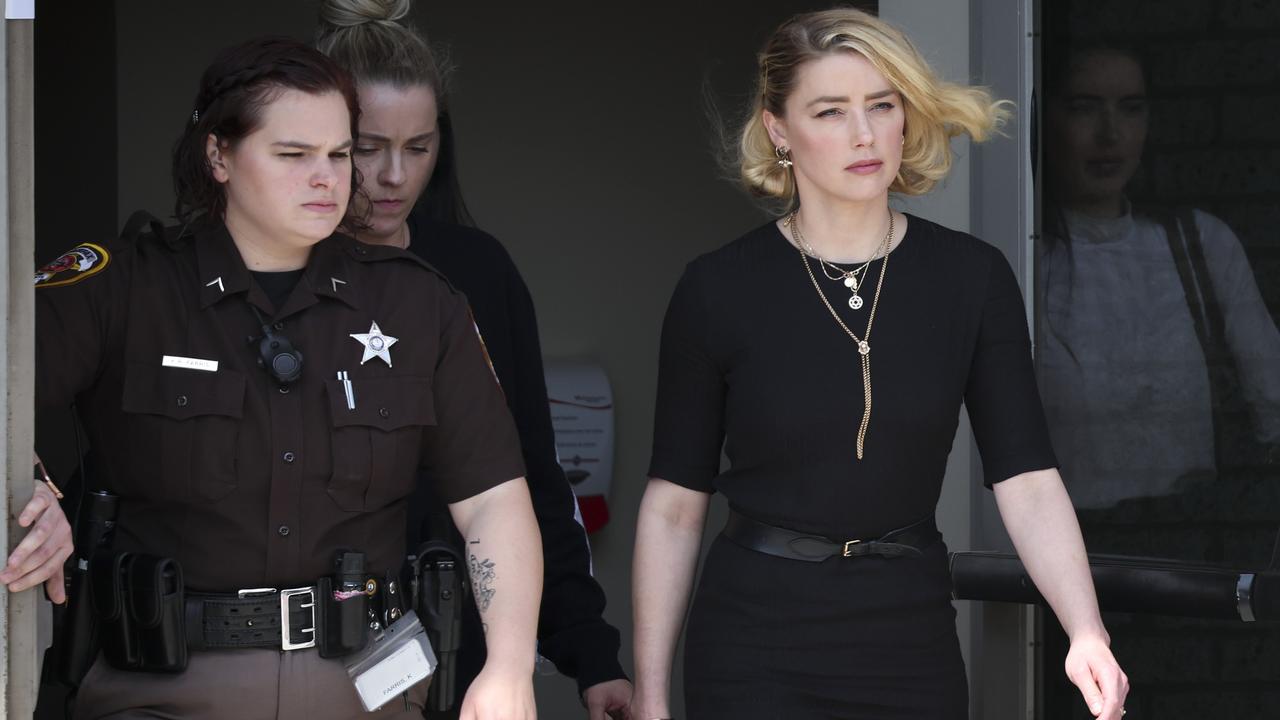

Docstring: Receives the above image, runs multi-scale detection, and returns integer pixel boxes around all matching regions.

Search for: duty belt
[90,551,392,672]
[722,509,939,562]
[185,586,320,651]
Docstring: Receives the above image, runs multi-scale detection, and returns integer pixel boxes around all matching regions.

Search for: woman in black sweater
[317,1,630,717]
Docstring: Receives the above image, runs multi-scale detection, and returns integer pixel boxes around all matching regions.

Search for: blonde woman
[631,9,1128,719]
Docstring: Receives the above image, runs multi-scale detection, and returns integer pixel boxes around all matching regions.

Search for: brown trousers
[73,649,428,720]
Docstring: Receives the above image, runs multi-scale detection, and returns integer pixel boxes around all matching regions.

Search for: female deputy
[28,37,539,720]
[315,2,631,718]
[631,9,1128,719]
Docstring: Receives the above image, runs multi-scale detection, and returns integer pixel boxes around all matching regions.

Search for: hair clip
[191,109,200,125]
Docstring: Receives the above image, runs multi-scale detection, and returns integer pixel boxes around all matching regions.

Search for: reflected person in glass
[1039,44,1280,512]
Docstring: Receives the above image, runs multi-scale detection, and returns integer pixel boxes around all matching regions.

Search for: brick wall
[1041,1,1280,717]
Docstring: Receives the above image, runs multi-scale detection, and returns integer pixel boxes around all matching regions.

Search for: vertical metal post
[969,0,1039,717]
[3,7,39,717]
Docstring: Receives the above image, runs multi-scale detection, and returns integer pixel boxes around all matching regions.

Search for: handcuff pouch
[90,552,187,672]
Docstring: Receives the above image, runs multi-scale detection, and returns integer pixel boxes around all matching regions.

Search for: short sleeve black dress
[648,215,1057,719]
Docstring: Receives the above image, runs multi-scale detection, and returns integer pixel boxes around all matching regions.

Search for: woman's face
[211,88,353,251]
[764,51,905,208]
[1046,50,1148,214]
[350,82,440,242]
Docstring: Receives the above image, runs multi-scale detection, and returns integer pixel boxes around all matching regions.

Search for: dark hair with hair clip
[171,36,362,224]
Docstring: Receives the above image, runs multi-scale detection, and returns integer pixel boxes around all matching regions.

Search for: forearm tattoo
[468,549,497,613]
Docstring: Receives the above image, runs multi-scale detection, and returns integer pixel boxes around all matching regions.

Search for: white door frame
[3,8,41,717]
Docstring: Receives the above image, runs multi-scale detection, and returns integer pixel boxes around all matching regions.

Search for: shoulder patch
[35,243,111,288]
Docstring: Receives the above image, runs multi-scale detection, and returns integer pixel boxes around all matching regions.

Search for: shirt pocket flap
[121,363,245,420]
[325,376,436,431]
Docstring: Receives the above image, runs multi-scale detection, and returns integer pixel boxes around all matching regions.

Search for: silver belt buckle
[280,586,317,651]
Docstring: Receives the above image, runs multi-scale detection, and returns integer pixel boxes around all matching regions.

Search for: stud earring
[775,145,793,168]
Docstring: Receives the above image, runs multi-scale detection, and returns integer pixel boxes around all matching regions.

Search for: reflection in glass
[1035,11,1280,716]
[1038,46,1280,513]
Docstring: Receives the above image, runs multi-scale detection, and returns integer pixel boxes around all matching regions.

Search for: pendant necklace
[785,210,894,459]
[791,217,890,312]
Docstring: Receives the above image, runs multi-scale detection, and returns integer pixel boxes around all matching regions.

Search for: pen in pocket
[337,371,355,410]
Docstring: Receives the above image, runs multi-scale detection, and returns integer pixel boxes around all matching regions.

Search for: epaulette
[119,210,196,252]
[336,234,461,294]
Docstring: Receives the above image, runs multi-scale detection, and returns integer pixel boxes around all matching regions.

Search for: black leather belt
[722,509,939,562]
[185,586,319,651]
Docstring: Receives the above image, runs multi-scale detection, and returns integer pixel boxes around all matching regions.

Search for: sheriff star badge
[350,321,398,367]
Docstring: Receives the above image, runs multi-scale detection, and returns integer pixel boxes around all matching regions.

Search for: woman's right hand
[1064,632,1128,720]
[0,480,73,603]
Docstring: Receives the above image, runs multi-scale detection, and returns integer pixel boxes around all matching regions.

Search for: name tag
[352,637,433,710]
[346,611,437,712]
[161,355,219,372]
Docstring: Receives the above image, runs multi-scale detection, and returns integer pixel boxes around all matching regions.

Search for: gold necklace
[814,256,872,304]
[786,210,893,459]
[791,213,889,311]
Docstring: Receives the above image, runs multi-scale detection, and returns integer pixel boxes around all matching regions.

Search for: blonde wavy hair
[740,7,1010,206]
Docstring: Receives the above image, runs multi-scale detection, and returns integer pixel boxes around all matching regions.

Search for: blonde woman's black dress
[648,216,1057,719]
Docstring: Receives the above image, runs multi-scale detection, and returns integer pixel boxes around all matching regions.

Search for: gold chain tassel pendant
[856,353,871,459]
[787,210,892,462]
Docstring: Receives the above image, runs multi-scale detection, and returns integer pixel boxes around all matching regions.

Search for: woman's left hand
[458,664,537,720]
[1064,633,1129,719]
[0,481,73,603]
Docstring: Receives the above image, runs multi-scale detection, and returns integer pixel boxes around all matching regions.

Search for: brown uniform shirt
[35,222,525,590]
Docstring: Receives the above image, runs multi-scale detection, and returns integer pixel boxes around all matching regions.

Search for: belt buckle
[280,586,317,651]
[842,539,861,557]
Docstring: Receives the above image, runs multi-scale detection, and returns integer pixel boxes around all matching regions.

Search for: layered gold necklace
[786,210,894,459]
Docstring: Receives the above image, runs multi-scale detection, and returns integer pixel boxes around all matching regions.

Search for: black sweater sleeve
[407,215,625,694]
[501,261,627,693]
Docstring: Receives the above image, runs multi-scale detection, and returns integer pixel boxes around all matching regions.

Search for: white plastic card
[345,610,437,712]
